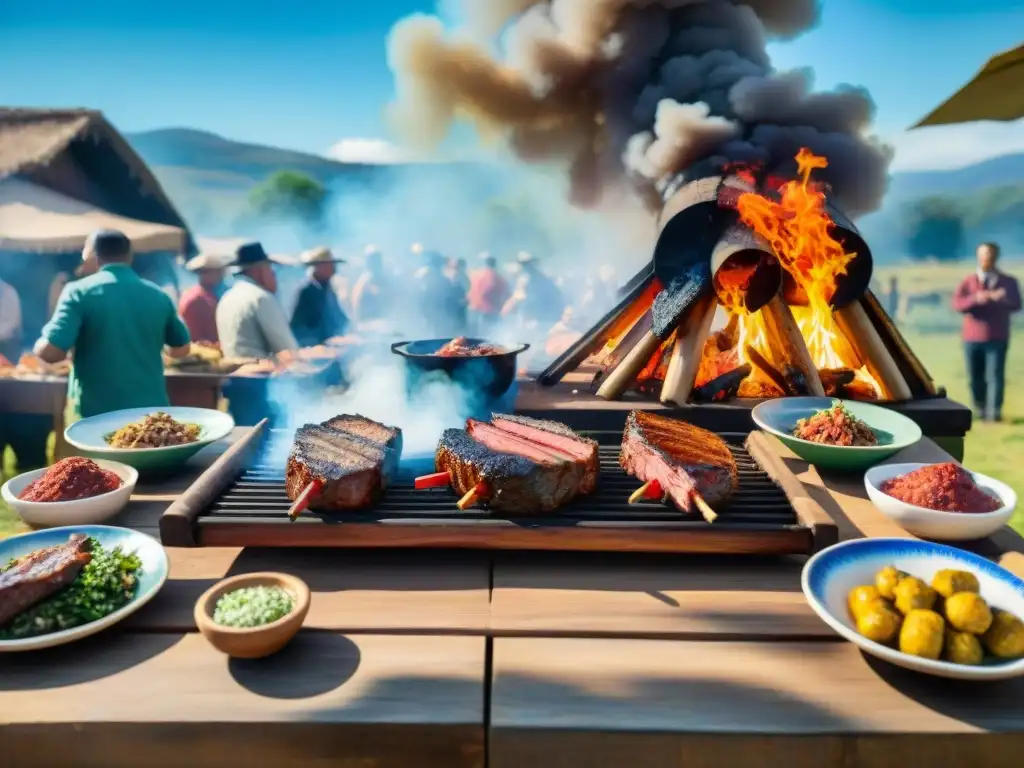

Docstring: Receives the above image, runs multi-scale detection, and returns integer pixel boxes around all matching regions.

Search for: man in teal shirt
[34,230,192,420]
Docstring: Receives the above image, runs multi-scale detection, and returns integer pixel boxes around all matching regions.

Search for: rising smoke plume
[387,0,892,218]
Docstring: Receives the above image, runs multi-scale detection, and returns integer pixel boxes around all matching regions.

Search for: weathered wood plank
[490,552,825,639]
[0,632,485,768]
[125,547,491,634]
[490,637,1024,768]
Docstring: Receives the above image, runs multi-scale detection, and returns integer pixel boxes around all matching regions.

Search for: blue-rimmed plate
[802,538,1024,680]
[0,525,169,652]
[65,407,235,472]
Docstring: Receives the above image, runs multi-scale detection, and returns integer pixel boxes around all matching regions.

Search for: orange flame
[736,148,882,398]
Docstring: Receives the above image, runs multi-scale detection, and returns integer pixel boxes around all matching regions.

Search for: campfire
[540,149,938,405]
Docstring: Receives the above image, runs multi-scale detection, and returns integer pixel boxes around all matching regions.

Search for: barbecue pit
[540,150,939,408]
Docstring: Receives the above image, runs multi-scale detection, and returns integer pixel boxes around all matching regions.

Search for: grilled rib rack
[159,421,837,554]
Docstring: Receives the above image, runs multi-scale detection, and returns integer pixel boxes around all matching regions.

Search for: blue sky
[1,0,1022,170]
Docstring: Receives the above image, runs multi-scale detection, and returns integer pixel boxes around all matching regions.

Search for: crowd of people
[0,229,621,470]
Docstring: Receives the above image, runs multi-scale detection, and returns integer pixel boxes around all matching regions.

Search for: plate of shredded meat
[866,462,1015,541]
[64,407,235,472]
[1,458,138,527]
[752,397,922,472]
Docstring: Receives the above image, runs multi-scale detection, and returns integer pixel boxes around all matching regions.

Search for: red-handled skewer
[628,479,665,504]
[414,471,451,490]
[628,479,717,523]
[288,479,324,522]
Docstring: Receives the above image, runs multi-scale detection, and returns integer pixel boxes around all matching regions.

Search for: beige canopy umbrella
[0,177,186,253]
[913,42,1024,127]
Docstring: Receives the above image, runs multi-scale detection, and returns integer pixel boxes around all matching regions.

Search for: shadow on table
[488,667,859,733]
[862,653,1024,728]
[492,550,807,594]
[0,630,179,689]
[229,633,361,699]
[225,548,488,593]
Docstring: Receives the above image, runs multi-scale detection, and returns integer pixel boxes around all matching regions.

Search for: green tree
[903,196,966,262]
[246,170,329,228]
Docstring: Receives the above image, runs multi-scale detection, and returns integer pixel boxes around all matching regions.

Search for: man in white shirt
[0,277,22,362]
[216,242,299,359]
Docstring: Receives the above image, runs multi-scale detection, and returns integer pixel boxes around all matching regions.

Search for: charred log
[745,345,796,396]
[691,364,752,403]
[660,293,717,406]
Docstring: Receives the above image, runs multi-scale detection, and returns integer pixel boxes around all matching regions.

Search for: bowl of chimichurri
[194,572,310,658]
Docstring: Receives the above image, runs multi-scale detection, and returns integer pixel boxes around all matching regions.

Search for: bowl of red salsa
[865,462,1015,541]
[1,457,138,528]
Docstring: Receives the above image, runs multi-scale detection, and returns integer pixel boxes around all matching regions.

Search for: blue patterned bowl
[802,538,1024,680]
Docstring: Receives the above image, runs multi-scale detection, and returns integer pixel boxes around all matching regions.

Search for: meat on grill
[285,414,402,511]
[489,414,600,494]
[435,428,581,514]
[0,534,92,627]
[619,411,737,514]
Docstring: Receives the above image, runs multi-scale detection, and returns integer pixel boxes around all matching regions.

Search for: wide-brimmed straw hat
[300,246,346,265]
[515,251,537,265]
[185,253,230,272]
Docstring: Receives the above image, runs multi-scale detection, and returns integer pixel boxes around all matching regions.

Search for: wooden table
[2,430,1024,767]
[0,373,226,460]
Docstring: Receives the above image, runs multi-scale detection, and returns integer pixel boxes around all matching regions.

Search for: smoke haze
[387,0,893,217]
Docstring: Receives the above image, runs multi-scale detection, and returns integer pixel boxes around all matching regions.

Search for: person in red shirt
[468,252,510,335]
[178,253,227,344]
[952,242,1022,422]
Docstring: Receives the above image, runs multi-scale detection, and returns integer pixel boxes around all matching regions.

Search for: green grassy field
[2,328,1022,539]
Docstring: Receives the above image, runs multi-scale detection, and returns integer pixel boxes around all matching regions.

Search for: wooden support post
[660,294,717,406]
[834,300,913,402]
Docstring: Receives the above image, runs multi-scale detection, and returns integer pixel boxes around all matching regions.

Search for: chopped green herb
[213,586,294,628]
[0,538,143,640]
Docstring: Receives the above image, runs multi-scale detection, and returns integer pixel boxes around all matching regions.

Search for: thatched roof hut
[0,108,195,253]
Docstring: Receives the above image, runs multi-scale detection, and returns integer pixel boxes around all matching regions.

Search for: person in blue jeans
[952,242,1022,422]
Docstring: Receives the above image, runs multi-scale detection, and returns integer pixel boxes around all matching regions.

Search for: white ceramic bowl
[865,463,1016,541]
[803,538,1024,680]
[1,460,138,528]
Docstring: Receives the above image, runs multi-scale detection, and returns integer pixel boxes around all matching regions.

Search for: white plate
[865,463,1016,541]
[1,460,138,528]
[0,525,168,652]
[802,538,1024,680]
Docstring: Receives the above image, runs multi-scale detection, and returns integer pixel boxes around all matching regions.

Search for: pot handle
[391,341,408,357]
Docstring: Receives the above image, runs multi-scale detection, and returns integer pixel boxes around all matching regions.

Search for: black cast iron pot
[390,338,530,399]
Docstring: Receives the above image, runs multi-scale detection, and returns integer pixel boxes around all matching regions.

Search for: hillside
[126,128,1024,252]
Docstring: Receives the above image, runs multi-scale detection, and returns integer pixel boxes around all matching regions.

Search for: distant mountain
[887,153,1024,202]
[125,128,1024,257]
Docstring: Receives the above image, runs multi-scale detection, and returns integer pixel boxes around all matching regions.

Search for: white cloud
[326,138,417,164]
[887,120,1024,172]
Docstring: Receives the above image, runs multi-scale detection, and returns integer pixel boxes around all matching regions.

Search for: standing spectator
[0,275,21,363]
[952,242,1022,422]
[351,246,394,324]
[501,252,565,331]
[413,249,464,337]
[216,242,299,359]
[886,276,900,320]
[467,252,510,335]
[34,230,192,421]
[290,246,349,347]
[178,254,227,344]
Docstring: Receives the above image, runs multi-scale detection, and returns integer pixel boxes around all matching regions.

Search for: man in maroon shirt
[178,254,227,344]
[952,242,1021,421]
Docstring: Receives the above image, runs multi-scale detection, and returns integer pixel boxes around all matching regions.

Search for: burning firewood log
[760,296,826,397]
[711,225,782,313]
[691,364,752,403]
[833,300,912,402]
[660,293,717,406]
[539,275,662,385]
[745,345,799,396]
[860,290,938,397]
[819,368,857,397]
[596,263,711,400]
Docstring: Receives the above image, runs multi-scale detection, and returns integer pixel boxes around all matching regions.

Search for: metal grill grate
[200,439,798,530]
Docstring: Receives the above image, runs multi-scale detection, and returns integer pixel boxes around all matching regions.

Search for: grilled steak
[436,428,579,514]
[490,414,600,494]
[620,411,737,513]
[0,534,92,626]
[285,415,403,511]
